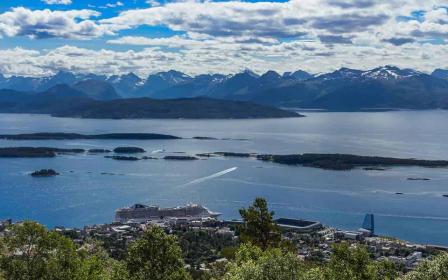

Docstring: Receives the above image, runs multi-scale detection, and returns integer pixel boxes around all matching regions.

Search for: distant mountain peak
[260,70,281,80]
[362,65,422,81]
[316,67,362,81]
[109,72,142,83]
[124,72,141,80]
[241,69,260,78]
[283,70,313,81]
[432,69,448,79]
[154,70,192,84]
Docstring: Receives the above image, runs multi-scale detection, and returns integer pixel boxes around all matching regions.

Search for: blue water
[0,111,447,245]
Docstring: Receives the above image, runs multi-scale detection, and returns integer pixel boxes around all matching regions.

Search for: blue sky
[0,0,447,77]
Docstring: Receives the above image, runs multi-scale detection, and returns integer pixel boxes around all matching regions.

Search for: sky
[0,0,447,77]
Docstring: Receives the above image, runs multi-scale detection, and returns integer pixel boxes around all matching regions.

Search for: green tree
[400,253,448,280]
[223,243,304,280]
[125,226,191,280]
[238,198,280,250]
[0,221,123,280]
[77,242,129,280]
[325,242,397,280]
[0,221,81,280]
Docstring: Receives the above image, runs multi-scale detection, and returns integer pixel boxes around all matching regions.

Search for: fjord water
[0,111,448,245]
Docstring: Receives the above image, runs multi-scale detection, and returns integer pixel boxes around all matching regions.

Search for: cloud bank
[0,0,447,76]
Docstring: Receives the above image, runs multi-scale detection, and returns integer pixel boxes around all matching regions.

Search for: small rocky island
[30,169,59,177]
[88,149,112,153]
[407,177,431,181]
[113,147,146,154]
[164,156,199,160]
[105,156,140,161]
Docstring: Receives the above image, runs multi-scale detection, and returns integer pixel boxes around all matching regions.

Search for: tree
[0,221,81,280]
[0,221,124,280]
[325,243,397,280]
[125,226,191,280]
[223,243,304,280]
[238,198,280,250]
[76,241,130,280]
[400,253,448,280]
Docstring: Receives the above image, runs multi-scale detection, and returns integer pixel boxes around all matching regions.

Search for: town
[1,202,445,275]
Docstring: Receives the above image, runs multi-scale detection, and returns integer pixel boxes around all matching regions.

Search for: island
[254,154,448,170]
[142,156,158,160]
[192,136,218,140]
[113,147,146,154]
[363,167,387,171]
[0,132,181,140]
[204,152,448,171]
[214,152,254,157]
[0,147,85,158]
[105,156,140,161]
[196,153,217,158]
[50,98,303,119]
[88,149,112,153]
[163,156,199,160]
[407,177,431,181]
[30,169,59,177]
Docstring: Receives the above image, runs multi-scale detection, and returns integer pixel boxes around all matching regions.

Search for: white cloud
[1,1,448,75]
[1,38,448,78]
[98,0,448,47]
[0,7,108,39]
[100,2,125,9]
[146,0,161,7]
[42,0,72,5]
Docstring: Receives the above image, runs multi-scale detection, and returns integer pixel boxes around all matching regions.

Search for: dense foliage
[125,226,191,280]
[400,254,448,280]
[0,222,122,280]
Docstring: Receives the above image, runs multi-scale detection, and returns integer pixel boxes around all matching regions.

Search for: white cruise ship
[115,203,221,223]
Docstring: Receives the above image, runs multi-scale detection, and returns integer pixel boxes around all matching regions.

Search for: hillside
[0,88,301,119]
[52,97,302,119]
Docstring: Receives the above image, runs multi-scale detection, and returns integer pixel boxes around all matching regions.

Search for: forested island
[256,153,448,170]
[0,147,85,158]
[30,169,59,177]
[0,132,181,140]
[113,147,146,154]
[200,152,448,170]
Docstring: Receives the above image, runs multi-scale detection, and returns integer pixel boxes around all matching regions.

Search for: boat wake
[177,167,238,188]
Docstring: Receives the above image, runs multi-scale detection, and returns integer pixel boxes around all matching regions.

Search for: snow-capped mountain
[1,66,448,111]
[362,66,423,81]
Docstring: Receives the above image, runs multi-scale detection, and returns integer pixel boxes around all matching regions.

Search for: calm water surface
[0,111,447,245]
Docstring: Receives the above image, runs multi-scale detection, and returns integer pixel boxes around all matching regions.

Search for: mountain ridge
[1,65,448,111]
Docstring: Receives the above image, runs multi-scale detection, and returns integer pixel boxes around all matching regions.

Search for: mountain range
[1,65,448,111]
